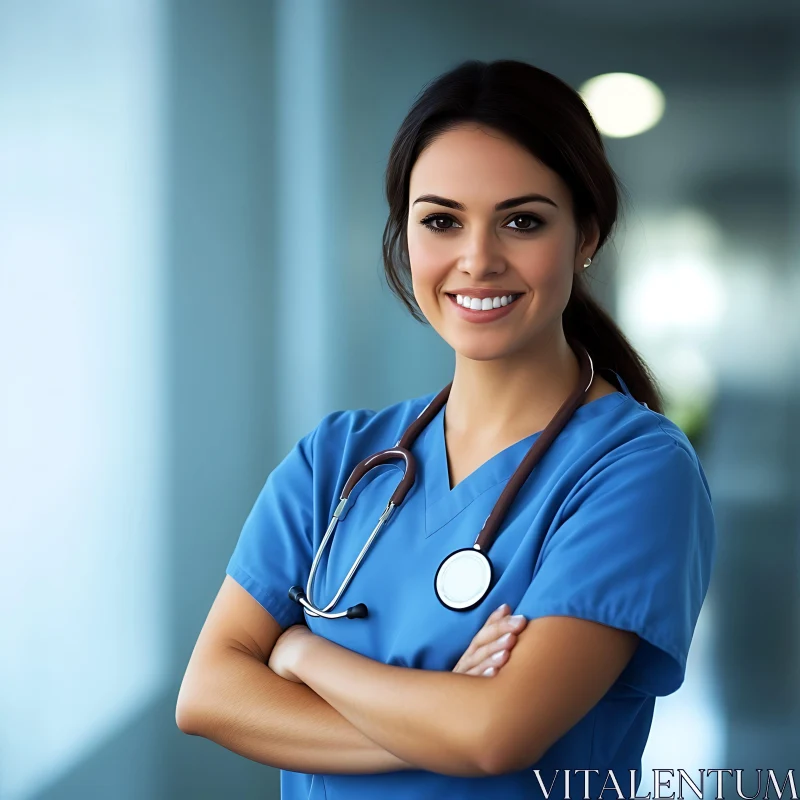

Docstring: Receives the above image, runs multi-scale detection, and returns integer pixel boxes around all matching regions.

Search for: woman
[176,59,717,799]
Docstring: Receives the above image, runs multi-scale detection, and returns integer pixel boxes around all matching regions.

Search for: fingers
[467,611,527,657]
[480,645,511,676]
[466,614,529,677]
[452,605,528,676]
[468,628,522,676]
[488,603,510,621]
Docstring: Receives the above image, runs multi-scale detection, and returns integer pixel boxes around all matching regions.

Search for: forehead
[409,124,564,204]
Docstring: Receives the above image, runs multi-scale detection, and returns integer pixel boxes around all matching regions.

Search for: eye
[419,214,461,234]
[419,212,544,236]
[504,214,543,234]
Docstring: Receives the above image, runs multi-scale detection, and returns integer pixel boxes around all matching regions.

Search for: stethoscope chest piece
[289,339,594,621]
[434,547,493,611]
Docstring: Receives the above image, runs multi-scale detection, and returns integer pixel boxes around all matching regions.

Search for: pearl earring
[583,257,592,269]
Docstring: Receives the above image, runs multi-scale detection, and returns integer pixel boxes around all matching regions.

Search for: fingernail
[509,615,526,627]
[491,650,505,663]
[499,632,512,644]
[483,667,495,676]
[496,603,509,613]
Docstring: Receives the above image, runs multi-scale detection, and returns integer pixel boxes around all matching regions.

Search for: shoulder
[571,394,712,504]
[556,397,717,562]
[305,390,438,460]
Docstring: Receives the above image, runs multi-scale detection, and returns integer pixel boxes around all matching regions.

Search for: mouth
[445,292,524,311]
[443,291,525,324]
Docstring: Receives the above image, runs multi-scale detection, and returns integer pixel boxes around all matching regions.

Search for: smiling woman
[403,122,615,438]
[177,59,717,800]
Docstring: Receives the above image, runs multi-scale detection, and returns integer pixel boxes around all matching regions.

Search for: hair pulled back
[382,59,663,413]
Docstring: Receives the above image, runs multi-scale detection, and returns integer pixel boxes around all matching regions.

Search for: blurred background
[1,0,798,797]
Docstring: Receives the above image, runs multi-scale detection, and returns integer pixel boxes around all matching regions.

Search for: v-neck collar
[418,388,627,538]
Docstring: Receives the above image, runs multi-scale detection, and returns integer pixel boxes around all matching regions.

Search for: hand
[268,623,315,683]
[452,604,528,677]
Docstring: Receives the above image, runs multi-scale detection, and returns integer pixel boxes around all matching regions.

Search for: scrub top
[226,374,717,800]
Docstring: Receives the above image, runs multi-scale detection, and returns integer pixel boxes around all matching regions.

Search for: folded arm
[176,576,417,774]
[293,614,640,776]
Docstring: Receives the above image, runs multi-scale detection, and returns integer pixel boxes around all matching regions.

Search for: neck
[444,327,581,443]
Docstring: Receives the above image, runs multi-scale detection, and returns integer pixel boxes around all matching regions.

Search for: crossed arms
[176,575,639,777]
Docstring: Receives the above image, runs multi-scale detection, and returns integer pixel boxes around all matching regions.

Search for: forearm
[294,636,492,777]
[178,645,417,774]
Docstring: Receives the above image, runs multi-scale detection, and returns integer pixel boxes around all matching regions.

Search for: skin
[265,124,640,777]
[407,123,617,452]
[450,603,527,677]
[271,604,526,684]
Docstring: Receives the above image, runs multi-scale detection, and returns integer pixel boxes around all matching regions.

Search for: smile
[445,292,524,323]
[453,293,522,311]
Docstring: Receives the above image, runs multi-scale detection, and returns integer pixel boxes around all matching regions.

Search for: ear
[574,217,601,274]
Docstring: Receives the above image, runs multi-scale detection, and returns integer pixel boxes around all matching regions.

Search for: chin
[461,352,511,363]
[449,339,516,362]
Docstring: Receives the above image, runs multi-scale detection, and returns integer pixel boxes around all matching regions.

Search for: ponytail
[565,278,664,413]
[382,58,665,414]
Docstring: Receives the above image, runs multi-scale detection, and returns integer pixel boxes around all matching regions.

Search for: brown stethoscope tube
[289,338,594,619]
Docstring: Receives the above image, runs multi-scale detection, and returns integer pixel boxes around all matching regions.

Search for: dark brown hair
[381,59,664,414]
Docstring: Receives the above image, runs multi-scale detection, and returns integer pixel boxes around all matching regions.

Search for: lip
[445,288,525,299]
[445,292,523,324]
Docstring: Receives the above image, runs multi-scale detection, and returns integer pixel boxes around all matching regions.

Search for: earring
[583,257,592,269]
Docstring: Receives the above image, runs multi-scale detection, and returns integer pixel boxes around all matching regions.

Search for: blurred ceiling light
[618,208,726,340]
[616,208,725,428]
[579,72,665,138]
[621,253,726,333]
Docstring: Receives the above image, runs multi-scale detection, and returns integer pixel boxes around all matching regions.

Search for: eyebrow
[412,193,559,211]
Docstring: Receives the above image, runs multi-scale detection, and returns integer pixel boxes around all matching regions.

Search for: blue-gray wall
[1,1,797,798]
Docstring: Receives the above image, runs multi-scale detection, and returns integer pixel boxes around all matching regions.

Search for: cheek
[408,225,435,267]
[535,259,573,294]
[525,237,574,288]
[533,266,574,316]
[516,245,575,320]
[407,227,447,293]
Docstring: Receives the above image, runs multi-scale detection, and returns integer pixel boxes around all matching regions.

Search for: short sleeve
[225,428,317,630]
[515,438,716,696]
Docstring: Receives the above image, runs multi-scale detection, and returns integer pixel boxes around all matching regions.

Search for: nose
[457,226,507,280]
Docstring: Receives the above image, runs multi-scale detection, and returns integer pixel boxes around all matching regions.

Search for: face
[406,123,598,363]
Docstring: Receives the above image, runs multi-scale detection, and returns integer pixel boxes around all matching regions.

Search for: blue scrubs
[226,376,716,800]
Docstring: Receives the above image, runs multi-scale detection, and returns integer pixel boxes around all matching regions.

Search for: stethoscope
[288,339,594,620]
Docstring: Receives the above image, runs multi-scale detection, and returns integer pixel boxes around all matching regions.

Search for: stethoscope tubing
[289,338,594,620]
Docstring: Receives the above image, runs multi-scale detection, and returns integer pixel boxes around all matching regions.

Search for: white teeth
[453,294,518,311]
